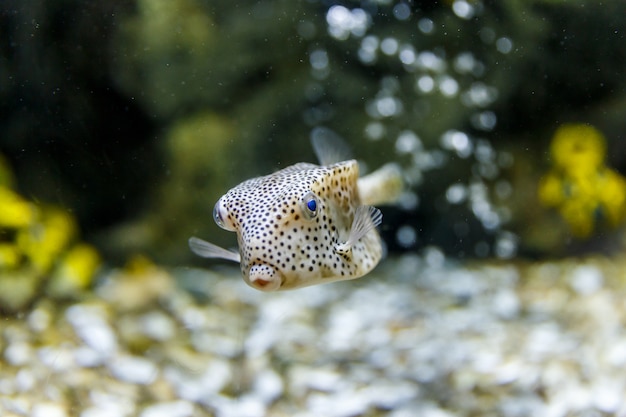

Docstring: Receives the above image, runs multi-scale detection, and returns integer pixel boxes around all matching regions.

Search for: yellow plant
[538,124,626,238]
[549,124,606,176]
[49,244,101,297]
[0,153,103,310]
[17,207,77,273]
[0,186,37,228]
[0,243,21,269]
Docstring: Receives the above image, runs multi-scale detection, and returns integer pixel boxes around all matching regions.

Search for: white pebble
[81,407,127,417]
[494,360,522,385]
[74,346,105,367]
[4,341,33,366]
[139,400,194,417]
[108,355,158,385]
[0,377,14,395]
[15,369,36,392]
[66,304,118,358]
[491,289,520,319]
[165,359,232,402]
[551,383,592,413]
[307,390,369,417]
[39,346,75,372]
[180,306,209,329]
[207,394,267,417]
[252,368,284,403]
[31,402,68,417]
[364,382,419,409]
[87,389,137,417]
[607,339,626,366]
[140,311,176,341]
[396,404,455,417]
[28,308,51,332]
[289,366,342,396]
[191,331,242,358]
[78,323,118,357]
[570,265,603,295]
[324,308,364,352]
[369,347,395,368]
[2,396,29,414]
[592,379,622,413]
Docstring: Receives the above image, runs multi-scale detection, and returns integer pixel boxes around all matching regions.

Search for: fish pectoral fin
[334,205,382,254]
[188,237,241,263]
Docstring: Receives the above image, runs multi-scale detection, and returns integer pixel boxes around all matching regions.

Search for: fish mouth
[247,263,283,292]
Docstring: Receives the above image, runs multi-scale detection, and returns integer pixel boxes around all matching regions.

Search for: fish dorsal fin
[189,237,241,263]
[310,127,353,166]
[335,205,382,255]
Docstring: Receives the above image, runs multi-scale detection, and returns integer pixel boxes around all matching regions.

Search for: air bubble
[365,122,386,141]
[446,184,468,204]
[381,37,399,55]
[396,225,417,248]
[495,232,518,259]
[398,192,419,211]
[309,49,329,70]
[439,76,459,97]
[452,0,474,19]
[393,3,411,21]
[399,46,416,65]
[471,111,497,131]
[418,18,434,34]
[496,37,513,54]
[416,75,435,93]
[395,130,421,154]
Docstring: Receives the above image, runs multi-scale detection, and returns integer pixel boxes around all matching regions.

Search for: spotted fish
[189,130,403,291]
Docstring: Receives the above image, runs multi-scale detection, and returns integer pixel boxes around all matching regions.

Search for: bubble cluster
[326,6,369,40]
[317,0,519,258]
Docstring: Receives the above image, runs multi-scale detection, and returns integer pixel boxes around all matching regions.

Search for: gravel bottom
[2,250,626,417]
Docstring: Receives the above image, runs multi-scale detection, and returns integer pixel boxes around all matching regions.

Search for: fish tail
[357,163,404,206]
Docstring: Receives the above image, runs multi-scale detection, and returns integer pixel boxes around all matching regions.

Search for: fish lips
[246,263,283,291]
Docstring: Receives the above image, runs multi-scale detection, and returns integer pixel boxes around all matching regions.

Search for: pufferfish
[189,130,403,291]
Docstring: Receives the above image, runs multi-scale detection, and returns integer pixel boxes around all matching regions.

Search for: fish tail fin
[357,163,404,206]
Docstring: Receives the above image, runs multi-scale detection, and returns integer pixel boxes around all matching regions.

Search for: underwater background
[2,1,626,416]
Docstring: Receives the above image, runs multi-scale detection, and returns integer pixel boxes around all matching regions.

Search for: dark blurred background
[2,0,626,265]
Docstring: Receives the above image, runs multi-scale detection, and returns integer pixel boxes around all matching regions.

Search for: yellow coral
[0,186,37,228]
[549,124,606,176]
[596,168,626,227]
[123,254,158,276]
[48,244,101,297]
[537,172,565,208]
[0,154,102,309]
[17,207,77,272]
[538,124,626,238]
[0,243,21,269]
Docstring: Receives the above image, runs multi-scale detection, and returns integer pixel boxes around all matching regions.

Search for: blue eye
[301,192,319,219]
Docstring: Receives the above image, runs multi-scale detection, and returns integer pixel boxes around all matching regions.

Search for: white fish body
[190,133,403,291]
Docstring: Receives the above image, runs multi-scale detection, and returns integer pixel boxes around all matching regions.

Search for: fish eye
[301,192,319,219]
[213,205,224,228]
[213,199,236,231]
